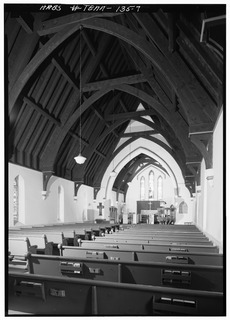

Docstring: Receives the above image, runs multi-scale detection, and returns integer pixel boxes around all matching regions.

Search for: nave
[6,3,225,317]
[8,222,224,316]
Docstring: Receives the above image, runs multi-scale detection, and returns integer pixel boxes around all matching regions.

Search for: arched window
[57,185,64,222]
[12,175,25,225]
[179,201,188,214]
[140,176,145,200]
[157,176,163,200]
[13,176,19,225]
[148,170,154,199]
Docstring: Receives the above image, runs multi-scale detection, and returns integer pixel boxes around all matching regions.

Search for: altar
[137,200,161,224]
[140,210,157,224]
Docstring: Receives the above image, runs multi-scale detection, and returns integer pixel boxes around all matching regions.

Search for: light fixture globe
[74,154,87,164]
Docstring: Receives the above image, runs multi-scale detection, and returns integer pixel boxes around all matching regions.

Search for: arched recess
[179,201,188,214]
[103,138,188,200]
[57,185,64,222]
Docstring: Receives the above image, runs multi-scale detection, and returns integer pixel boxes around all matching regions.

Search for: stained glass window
[13,176,19,225]
[157,176,163,199]
[148,170,154,199]
[140,176,145,200]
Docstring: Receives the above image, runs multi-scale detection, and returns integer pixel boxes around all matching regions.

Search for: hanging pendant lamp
[75,26,86,165]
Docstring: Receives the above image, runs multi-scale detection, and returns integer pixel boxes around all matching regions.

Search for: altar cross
[97,202,104,216]
[148,201,152,210]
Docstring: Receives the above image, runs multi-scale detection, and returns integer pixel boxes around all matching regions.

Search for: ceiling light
[74,26,86,165]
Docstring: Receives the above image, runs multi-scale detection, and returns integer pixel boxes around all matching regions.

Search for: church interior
[6,3,225,316]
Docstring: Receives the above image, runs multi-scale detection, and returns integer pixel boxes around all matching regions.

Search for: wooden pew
[59,245,223,266]
[8,272,224,315]
[78,240,219,253]
[93,237,212,245]
[27,253,223,292]
[109,230,207,238]
[8,238,35,272]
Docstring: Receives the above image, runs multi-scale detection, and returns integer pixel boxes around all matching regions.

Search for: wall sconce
[41,190,47,200]
[206,168,214,187]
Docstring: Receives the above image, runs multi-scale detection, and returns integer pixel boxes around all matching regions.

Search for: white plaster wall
[8,163,94,226]
[195,110,223,251]
[204,111,223,251]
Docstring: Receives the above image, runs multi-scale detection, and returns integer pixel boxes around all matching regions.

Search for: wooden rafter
[83,74,146,92]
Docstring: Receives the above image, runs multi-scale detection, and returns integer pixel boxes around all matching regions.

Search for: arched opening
[12,175,25,225]
[179,201,188,214]
[57,185,64,222]
[140,176,145,200]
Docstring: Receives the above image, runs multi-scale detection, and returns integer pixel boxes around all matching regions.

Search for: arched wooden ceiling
[6,4,225,194]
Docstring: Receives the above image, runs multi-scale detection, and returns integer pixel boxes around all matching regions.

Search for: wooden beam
[105,109,157,121]
[83,74,146,92]
[52,56,78,90]
[36,12,122,36]
[167,13,176,53]
[68,131,106,158]
[16,14,34,34]
[134,13,217,122]
[122,130,155,138]
[189,123,214,135]
[23,97,61,126]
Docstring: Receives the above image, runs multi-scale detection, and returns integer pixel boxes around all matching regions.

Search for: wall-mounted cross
[148,201,152,210]
[97,202,104,216]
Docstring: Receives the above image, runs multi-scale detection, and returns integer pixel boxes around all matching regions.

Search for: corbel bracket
[93,187,100,200]
[189,130,213,169]
[42,171,53,200]
[186,162,201,186]
[74,180,84,199]
[42,171,53,192]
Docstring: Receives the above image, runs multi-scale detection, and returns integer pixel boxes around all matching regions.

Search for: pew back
[60,245,223,265]
[8,272,224,316]
[27,254,223,292]
[79,241,219,253]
